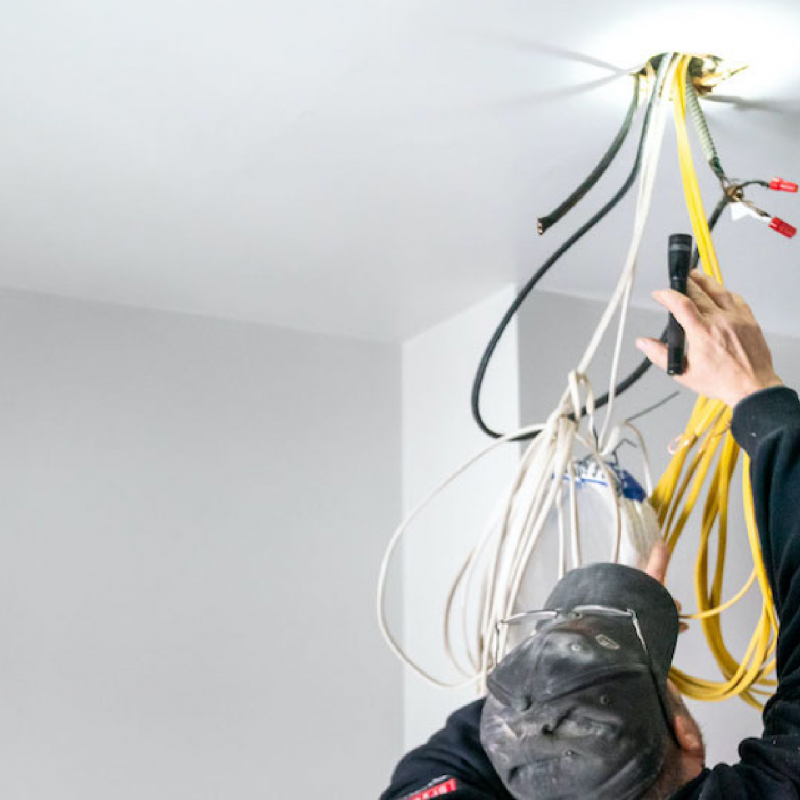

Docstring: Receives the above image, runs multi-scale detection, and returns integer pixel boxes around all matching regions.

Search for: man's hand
[644,540,670,584]
[644,541,689,632]
[636,271,782,408]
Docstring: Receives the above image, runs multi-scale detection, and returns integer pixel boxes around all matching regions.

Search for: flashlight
[667,233,693,375]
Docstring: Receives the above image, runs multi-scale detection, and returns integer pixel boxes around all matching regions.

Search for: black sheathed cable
[580,191,732,417]
[472,119,767,443]
[602,180,770,405]
[537,76,641,236]
[538,181,769,436]
[471,74,660,441]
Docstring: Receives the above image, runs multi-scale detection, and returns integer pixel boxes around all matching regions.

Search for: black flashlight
[667,233,693,375]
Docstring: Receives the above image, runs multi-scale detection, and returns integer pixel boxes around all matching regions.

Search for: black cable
[537,76,641,236]
[583,196,731,415]
[472,126,768,442]
[471,71,661,441]
[546,181,769,432]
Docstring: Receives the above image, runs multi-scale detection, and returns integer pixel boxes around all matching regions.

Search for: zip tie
[668,433,691,455]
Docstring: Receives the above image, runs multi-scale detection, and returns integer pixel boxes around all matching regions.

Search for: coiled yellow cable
[649,56,778,707]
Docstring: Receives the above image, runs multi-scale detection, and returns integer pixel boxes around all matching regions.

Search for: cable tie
[769,178,798,193]
[667,434,690,455]
[769,217,797,239]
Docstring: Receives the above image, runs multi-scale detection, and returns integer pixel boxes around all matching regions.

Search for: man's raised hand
[636,271,782,407]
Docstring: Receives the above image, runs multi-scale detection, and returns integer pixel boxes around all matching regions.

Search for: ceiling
[2,0,799,341]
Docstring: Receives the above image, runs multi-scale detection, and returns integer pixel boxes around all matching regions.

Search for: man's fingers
[651,289,707,334]
[636,336,693,387]
[635,337,668,370]
[673,598,689,632]
[688,271,735,310]
[644,540,670,585]
[685,275,720,315]
[646,541,688,635]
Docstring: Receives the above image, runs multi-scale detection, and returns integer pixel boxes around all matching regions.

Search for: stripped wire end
[637,54,743,97]
[692,61,749,95]
[537,218,546,236]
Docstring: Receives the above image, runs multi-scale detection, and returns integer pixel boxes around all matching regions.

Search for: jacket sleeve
[379,700,512,800]
[682,386,800,798]
[731,387,800,699]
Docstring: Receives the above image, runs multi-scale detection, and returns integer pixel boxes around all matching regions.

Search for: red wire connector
[769,177,799,193]
[769,217,797,238]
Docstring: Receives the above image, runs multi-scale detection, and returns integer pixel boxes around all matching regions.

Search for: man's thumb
[644,540,670,585]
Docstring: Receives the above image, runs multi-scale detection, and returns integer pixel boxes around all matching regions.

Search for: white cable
[477,52,678,676]
[568,459,581,571]
[617,419,654,496]
[376,421,544,687]
[377,54,678,689]
[598,54,676,448]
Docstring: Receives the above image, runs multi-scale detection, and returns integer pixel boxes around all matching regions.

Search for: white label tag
[730,203,764,222]
[730,203,751,221]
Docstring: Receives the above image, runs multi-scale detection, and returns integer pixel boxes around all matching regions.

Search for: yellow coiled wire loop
[649,56,777,708]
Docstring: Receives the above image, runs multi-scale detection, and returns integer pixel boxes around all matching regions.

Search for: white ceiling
[2,0,799,341]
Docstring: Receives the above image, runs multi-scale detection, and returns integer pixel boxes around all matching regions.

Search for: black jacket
[381,387,800,799]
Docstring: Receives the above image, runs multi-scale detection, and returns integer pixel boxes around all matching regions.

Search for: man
[381,271,800,799]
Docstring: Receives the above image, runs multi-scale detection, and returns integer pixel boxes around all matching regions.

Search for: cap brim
[543,562,679,685]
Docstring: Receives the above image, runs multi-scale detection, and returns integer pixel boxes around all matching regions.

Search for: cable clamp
[667,434,691,455]
[724,183,745,202]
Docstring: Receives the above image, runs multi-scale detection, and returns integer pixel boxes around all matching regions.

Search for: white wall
[400,286,521,750]
[0,289,402,800]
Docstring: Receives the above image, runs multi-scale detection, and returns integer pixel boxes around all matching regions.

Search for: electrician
[380,271,800,800]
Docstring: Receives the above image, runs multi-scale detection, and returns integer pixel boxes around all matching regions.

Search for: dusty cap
[480,563,680,800]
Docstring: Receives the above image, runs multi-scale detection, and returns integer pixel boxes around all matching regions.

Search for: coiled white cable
[377,53,679,690]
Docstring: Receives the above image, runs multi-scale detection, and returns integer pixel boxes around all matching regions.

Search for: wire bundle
[378,54,679,690]
[378,53,781,705]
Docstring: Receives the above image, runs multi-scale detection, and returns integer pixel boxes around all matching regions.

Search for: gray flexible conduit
[685,70,724,180]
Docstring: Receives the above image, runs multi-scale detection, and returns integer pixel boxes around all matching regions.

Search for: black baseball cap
[480,563,680,800]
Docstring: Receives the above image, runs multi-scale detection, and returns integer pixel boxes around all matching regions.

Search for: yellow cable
[681,569,755,620]
[649,56,778,708]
